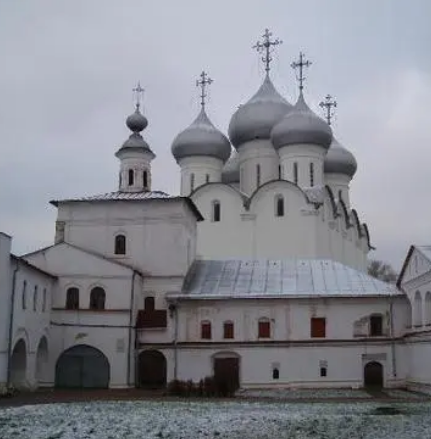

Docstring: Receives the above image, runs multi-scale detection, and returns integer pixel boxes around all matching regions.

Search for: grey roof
[324,137,357,177]
[417,246,431,261]
[221,149,240,184]
[177,259,400,299]
[171,108,231,163]
[271,93,333,150]
[228,74,293,148]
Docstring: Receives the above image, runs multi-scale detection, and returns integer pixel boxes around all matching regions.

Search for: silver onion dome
[228,74,293,148]
[324,137,357,178]
[221,149,240,184]
[126,108,148,132]
[271,93,333,150]
[171,107,231,163]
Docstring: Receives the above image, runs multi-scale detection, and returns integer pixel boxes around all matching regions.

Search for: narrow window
[212,200,221,222]
[42,288,47,312]
[223,321,234,339]
[190,173,195,193]
[258,319,271,338]
[278,165,281,179]
[309,162,314,187]
[256,164,261,188]
[33,285,38,311]
[338,189,342,201]
[66,287,79,310]
[90,287,106,310]
[114,234,126,255]
[293,162,298,185]
[320,367,327,377]
[206,174,210,183]
[201,321,212,340]
[119,172,122,187]
[311,317,326,338]
[272,368,280,380]
[275,195,284,217]
[370,315,383,336]
[143,170,148,189]
[144,296,155,311]
[128,169,134,186]
[22,281,27,310]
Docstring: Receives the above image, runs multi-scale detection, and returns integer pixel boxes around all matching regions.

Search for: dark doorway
[55,345,110,388]
[364,361,384,389]
[213,356,240,394]
[138,350,167,389]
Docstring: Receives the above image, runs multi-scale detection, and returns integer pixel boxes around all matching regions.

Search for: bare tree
[367,259,398,283]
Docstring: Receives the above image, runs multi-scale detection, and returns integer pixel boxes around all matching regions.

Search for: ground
[1,391,431,439]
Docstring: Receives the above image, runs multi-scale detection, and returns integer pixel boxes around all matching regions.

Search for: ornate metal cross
[253,28,283,73]
[291,52,312,91]
[196,71,213,109]
[319,94,337,125]
[132,82,145,110]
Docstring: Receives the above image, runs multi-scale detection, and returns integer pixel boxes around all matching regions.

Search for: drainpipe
[127,271,136,387]
[389,297,397,383]
[6,263,19,387]
[169,301,179,380]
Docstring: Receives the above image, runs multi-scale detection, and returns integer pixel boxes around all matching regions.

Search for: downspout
[169,301,179,380]
[127,271,136,387]
[389,296,397,383]
[6,263,19,387]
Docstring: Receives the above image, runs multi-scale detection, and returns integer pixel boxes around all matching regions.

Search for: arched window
[190,173,195,193]
[33,285,38,311]
[223,321,234,339]
[212,200,221,222]
[414,291,422,327]
[309,162,314,187]
[258,318,271,338]
[90,287,106,310]
[114,234,126,255]
[206,174,210,183]
[293,162,298,185]
[425,292,431,325]
[128,169,134,186]
[143,170,148,189]
[22,280,27,310]
[256,164,261,188]
[42,288,47,312]
[66,287,79,310]
[275,195,284,217]
[144,296,155,311]
[201,321,212,340]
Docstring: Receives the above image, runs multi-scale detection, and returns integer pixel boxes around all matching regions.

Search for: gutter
[127,271,136,387]
[6,263,19,387]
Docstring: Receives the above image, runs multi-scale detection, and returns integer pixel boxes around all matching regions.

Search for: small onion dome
[221,150,240,184]
[171,107,231,163]
[271,93,333,150]
[324,137,357,178]
[228,74,292,148]
[126,108,148,132]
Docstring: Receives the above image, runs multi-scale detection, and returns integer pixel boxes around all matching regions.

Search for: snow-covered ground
[2,400,431,439]
[236,387,372,399]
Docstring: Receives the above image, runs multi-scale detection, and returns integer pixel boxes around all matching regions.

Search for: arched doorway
[35,337,48,387]
[213,352,240,395]
[10,339,27,388]
[364,361,384,389]
[55,345,110,388]
[137,350,167,389]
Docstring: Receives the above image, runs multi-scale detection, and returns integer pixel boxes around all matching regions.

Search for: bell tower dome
[115,83,155,193]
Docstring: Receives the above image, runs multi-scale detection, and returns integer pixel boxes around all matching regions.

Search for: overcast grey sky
[1,0,430,270]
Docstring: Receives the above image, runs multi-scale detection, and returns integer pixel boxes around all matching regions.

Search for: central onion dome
[221,149,240,184]
[271,93,333,150]
[116,106,153,154]
[324,137,357,177]
[228,74,292,148]
[171,107,231,163]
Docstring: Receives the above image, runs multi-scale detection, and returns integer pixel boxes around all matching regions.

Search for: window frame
[201,321,212,340]
[275,195,284,217]
[309,162,314,187]
[256,163,261,188]
[212,200,221,222]
[22,280,27,310]
[293,162,298,185]
[33,285,38,311]
[65,287,80,310]
[42,288,47,312]
[114,234,127,255]
[144,296,155,311]
[258,318,271,339]
[310,317,326,338]
[370,314,383,336]
[143,170,148,189]
[128,169,134,186]
[89,286,106,311]
[223,321,234,339]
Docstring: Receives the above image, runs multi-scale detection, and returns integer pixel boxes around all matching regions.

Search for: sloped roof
[397,245,431,287]
[176,259,400,300]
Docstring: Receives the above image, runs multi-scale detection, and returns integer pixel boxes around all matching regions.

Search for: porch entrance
[364,361,384,389]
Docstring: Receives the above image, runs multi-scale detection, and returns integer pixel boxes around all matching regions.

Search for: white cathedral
[1,31,430,393]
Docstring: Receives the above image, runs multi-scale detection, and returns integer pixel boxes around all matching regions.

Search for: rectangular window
[33,286,38,311]
[201,322,212,340]
[293,162,298,185]
[22,281,27,310]
[370,315,383,336]
[320,367,327,377]
[309,162,314,187]
[258,320,271,338]
[213,201,221,222]
[311,317,326,338]
[223,322,234,339]
[276,196,284,217]
[256,164,261,188]
[42,288,47,312]
[206,174,210,183]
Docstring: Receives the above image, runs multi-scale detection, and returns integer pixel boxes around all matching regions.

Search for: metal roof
[178,259,401,299]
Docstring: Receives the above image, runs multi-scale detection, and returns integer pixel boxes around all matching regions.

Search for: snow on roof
[416,245,431,261]
[178,259,401,299]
